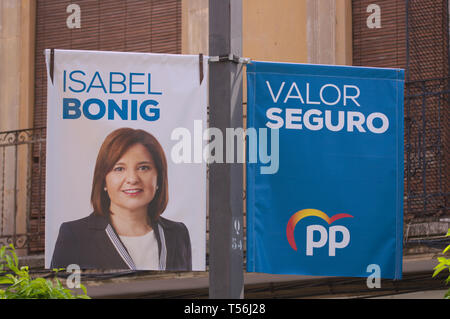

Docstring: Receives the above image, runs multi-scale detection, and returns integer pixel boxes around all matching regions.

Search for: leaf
[0,277,14,285]
[10,277,26,289]
[4,255,11,267]
[20,265,29,272]
[432,264,446,277]
[0,246,6,259]
[4,255,19,274]
[443,245,450,254]
[5,274,19,284]
[0,245,90,299]
[12,250,18,268]
[433,262,445,270]
[79,283,88,295]
[437,257,450,265]
[52,268,65,273]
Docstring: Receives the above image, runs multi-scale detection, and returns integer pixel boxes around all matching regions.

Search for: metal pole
[208,0,244,299]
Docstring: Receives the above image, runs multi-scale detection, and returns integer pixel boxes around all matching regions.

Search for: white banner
[45,49,207,271]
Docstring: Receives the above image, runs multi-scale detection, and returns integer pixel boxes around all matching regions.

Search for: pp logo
[286,208,353,256]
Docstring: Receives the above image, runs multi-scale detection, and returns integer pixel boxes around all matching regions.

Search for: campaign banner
[246,61,404,279]
[45,49,207,271]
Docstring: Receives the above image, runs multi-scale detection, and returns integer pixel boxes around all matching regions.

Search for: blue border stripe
[247,61,404,81]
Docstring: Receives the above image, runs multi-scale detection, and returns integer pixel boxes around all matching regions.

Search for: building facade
[0,0,448,256]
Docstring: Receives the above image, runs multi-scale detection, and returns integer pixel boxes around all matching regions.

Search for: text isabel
[61,70,162,121]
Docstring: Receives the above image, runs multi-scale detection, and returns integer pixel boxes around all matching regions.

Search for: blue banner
[246,62,404,279]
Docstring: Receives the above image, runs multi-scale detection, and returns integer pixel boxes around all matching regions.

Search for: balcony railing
[0,127,46,254]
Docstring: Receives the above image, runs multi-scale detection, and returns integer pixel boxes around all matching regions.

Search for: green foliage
[0,244,90,299]
[432,228,450,299]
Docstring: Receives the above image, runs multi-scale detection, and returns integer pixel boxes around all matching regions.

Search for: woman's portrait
[50,128,192,271]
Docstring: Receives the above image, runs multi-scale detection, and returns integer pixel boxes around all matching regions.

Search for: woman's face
[105,143,158,215]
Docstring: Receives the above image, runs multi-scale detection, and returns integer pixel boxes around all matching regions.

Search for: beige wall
[182,0,352,64]
[182,0,209,55]
[0,0,21,132]
[0,0,35,132]
[307,0,352,65]
[243,0,308,63]
[335,0,353,65]
[244,0,351,65]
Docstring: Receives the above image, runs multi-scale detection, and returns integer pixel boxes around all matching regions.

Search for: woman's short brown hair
[91,128,168,225]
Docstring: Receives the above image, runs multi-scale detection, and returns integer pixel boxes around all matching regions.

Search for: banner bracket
[50,48,55,85]
[209,54,251,65]
[199,53,204,85]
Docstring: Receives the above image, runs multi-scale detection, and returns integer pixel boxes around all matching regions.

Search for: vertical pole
[208,0,244,299]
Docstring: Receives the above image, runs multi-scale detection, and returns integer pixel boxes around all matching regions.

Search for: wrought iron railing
[404,77,449,222]
[0,127,46,254]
